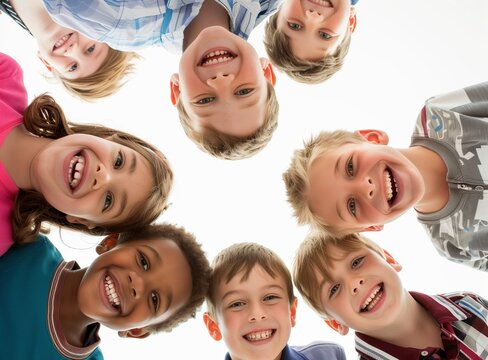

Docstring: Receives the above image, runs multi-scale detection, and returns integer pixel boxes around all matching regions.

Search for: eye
[263,294,280,302]
[329,284,340,298]
[235,88,254,96]
[287,22,302,30]
[86,44,96,54]
[68,63,78,72]
[347,198,356,217]
[103,192,113,212]
[319,31,332,40]
[151,292,160,312]
[346,157,354,176]
[138,252,149,271]
[195,97,215,105]
[352,256,364,269]
[228,301,246,309]
[114,151,124,169]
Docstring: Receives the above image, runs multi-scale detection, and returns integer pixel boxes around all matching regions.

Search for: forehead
[217,265,285,297]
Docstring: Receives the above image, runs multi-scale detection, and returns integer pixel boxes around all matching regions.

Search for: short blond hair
[206,242,295,319]
[176,81,279,160]
[53,48,140,101]
[293,232,384,317]
[282,130,365,236]
[264,13,352,84]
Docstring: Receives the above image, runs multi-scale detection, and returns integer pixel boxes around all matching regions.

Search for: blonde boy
[203,242,346,360]
[264,0,358,84]
[283,82,488,271]
[293,232,488,359]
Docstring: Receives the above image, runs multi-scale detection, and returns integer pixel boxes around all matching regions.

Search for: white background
[1,0,488,359]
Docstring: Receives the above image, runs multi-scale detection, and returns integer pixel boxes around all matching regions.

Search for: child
[203,242,346,359]
[293,232,488,359]
[0,223,211,360]
[283,82,488,271]
[0,0,138,101]
[39,0,280,160]
[0,52,172,255]
[264,0,358,84]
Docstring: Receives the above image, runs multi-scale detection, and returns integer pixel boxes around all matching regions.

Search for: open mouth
[53,33,73,51]
[307,0,332,7]
[68,153,85,190]
[244,329,275,342]
[104,274,121,311]
[199,49,237,66]
[360,283,384,312]
[384,168,398,205]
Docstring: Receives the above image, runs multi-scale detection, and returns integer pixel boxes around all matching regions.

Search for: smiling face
[276,0,352,60]
[31,134,153,227]
[211,266,296,360]
[78,237,192,331]
[307,141,424,233]
[173,26,273,138]
[317,243,406,336]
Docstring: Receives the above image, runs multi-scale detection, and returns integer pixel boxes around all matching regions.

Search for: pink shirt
[0,53,27,255]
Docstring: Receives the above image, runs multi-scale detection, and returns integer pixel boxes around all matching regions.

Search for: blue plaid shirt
[42,0,282,53]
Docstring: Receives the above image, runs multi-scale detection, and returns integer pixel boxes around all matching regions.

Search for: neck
[9,0,56,37]
[59,268,95,347]
[399,146,449,214]
[183,0,230,50]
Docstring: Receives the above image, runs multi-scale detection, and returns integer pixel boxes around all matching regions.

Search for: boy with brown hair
[293,232,488,360]
[264,0,358,84]
[0,223,211,359]
[203,242,346,360]
[283,82,488,271]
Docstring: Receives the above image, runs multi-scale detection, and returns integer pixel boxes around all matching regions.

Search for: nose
[128,271,145,299]
[352,279,364,295]
[305,9,324,21]
[361,176,375,200]
[248,303,267,322]
[206,73,235,88]
[92,163,111,190]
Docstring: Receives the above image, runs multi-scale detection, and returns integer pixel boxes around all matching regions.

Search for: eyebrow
[334,156,346,222]
[111,153,137,219]
[221,284,285,302]
[192,89,262,116]
[142,244,162,265]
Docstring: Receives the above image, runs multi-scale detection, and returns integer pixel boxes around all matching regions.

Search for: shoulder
[292,341,347,360]
[0,53,22,81]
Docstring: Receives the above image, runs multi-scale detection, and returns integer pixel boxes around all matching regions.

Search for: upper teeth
[201,50,234,66]
[68,155,84,189]
[384,170,398,202]
[105,275,121,308]
[245,330,273,341]
[361,285,382,311]
[309,0,332,7]
[55,34,70,49]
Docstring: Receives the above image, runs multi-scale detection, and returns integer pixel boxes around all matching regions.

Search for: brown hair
[53,48,140,101]
[117,223,211,333]
[206,242,295,318]
[12,94,173,244]
[293,232,384,317]
[264,13,352,84]
[176,81,279,160]
[282,130,365,236]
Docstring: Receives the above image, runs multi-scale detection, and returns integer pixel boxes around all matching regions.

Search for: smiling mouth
[308,0,333,7]
[199,49,237,66]
[53,33,72,51]
[68,153,85,189]
[360,283,384,312]
[384,168,398,205]
[244,329,275,342]
[104,274,121,311]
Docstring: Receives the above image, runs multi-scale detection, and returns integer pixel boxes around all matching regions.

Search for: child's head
[13,94,173,244]
[79,223,211,336]
[170,26,279,160]
[204,243,297,360]
[283,129,424,236]
[264,0,356,84]
[293,232,403,336]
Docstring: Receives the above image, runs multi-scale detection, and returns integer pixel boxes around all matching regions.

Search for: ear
[95,233,119,255]
[118,328,151,339]
[349,7,357,33]
[170,73,180,106]
[383,249,402,272]
[354,129,389,145]
[324,319,349,336]
[65,215,96,230]
[260,58,276,86]
[360,224,384,232]
[203,312,222,341]
[290,297,298,327]
[37,51,52,72]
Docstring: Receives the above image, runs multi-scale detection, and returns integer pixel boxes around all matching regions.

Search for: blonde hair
[53,48,140,101]
[13,94,173,244]
[206,242,295,319]
[117,224,211,333]
[264,13,352,84]
[176,81,279,160]
[293,232,384,317]
[282,130,365,236]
